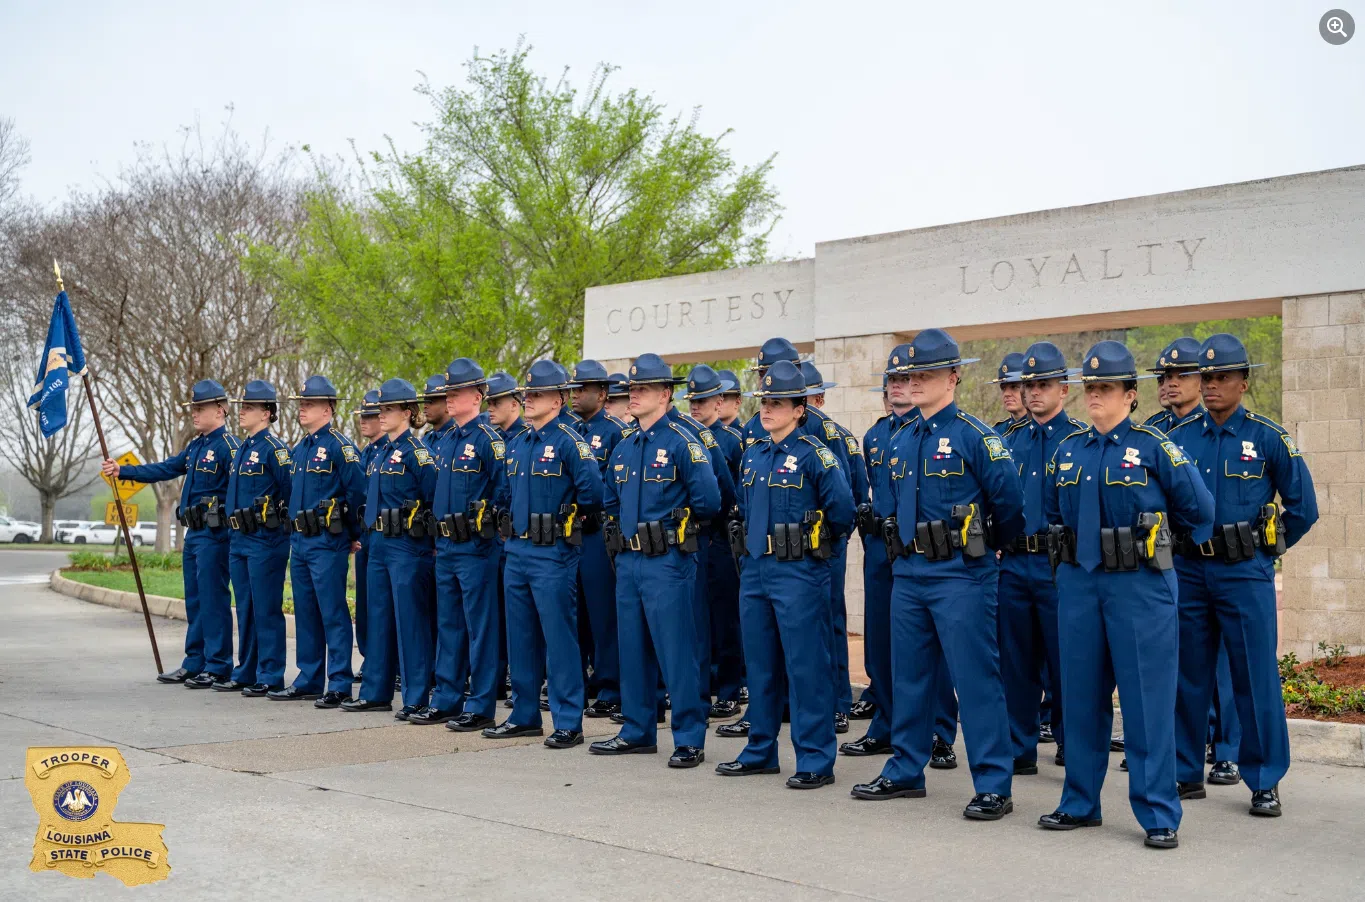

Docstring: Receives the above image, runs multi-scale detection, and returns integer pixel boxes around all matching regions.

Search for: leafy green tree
[250,44,781,386]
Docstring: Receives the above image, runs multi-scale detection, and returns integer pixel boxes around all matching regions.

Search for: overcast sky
[4,1,1364,258]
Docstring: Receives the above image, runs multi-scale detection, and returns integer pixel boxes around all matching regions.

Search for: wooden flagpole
[56,261,163,673]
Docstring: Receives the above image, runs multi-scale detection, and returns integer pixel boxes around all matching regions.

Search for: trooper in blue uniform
[715,369,745,434]
[104,379,240,686]
[343,379,438,717]
[1037,340,1214,849]
[351,389,385,681]
[484,372,527,705]
[680,365,746,719]
[605,372,632,423]
[410,360,510,730]
[849,377,893,725]
[221,380,293,696]
[717,360,854,789]
[1167,333,1318,818]
[273,376,365,706]
[570,359,630,718]
[741,337,801,448]
[851,329,1024,821]
[998,343,1086,775]
[422,374,455,450]
[990,352,1029,434]
[484,360,603,749]
[591,353,721,767]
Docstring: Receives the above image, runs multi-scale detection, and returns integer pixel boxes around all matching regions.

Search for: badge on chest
[1241,440,1258,461]
[389,449,403,464]
[203,449,216,463]
[651,448,670,469]
[933,438,953,460]
[590,434,603,449]
[247,450,260,466]
[540,444,555,462]
[313,447,328,462]
[461,442,476,460]
[1121,446,1142,468]
[778,453,798,473]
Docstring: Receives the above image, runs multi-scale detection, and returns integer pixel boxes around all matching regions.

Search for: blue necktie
[515,431,534,531]
[1076,438,1102,571]
[621,433,645,537]
[746,444,771,559]
[1024,425,1044,531]
[897,424,922,545]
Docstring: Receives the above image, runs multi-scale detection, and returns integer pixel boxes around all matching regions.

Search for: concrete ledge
[49,569,297,638]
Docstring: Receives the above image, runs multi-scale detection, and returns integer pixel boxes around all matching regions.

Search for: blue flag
[26,291,88,438]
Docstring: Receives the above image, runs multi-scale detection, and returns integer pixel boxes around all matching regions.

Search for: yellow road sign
[104,501,138,526]
[101,451,147,498]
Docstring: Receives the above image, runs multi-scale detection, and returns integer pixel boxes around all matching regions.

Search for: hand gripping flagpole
[55,261,163,673]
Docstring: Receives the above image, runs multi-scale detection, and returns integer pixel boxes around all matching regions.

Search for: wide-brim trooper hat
[376,378,420,405]
[628,353,685,386]
[519,360,576,393]
[572,360,611,385]
[181,378,230,407]
[799,360,837,393]
[1198,333,1267,374]
[885,329,980,374]
[1147,336,1203,373]
[675,364,737,401]
[750,336,800,371]
[444,357,489,390]
[745,360,822,399]
[422,374,448,400]
[230,379,278,404]
[1017,341,1082,381]
[289,374,347,402]
[716,369,743,396]
[484,372,520,400]
[352,388,381,417]
[987,352,1026,385]
[1064,341,1157,384]
[606,373,630,398]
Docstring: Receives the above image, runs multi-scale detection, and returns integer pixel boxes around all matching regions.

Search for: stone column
[1280,292,1365,656]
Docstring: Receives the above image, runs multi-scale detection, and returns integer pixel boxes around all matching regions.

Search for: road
[2,549,1363,900]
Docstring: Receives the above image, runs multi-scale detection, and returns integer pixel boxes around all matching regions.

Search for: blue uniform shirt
[805,407,868,508]
[604,417,721,536]
[498,417,529,443]
[738,432,855,558]
[365,429,437,527]
[864,410,917,518]
[1167,406,1318,548]
[1143,406,1202,434]
[887,401,1026,547]
[432,413,511,541]
[1003,409,1087,536]
[712,419,744,481]
[289,424,367,538]
[742,411,767,449]
[504,419,604,536]
[577,408,629,479]
[423,418,455,453]
[668,408,737,517]
[1044,419,1215,560]
[357,438,386,532]
[121,424,240,518]
[224,428,293,530]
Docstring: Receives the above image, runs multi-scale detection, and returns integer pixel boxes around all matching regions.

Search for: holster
[1258,503,1286,556]
[951,504,988,559]
[400,501,430,539]
[603,518,625,557]
[256,496,282,530]
[1135,512,1174,571]
[497,509,514,540]
[802,510,831,560]
[854,503,875,540]
[727,519,747,558]
[1046,525,1076,574]
[772,522,804,562]
[470,501,496,540]
[558,504,582,547]
[671,507,698,553]
[882,517,907,559]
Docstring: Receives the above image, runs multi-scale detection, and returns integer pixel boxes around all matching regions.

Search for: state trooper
[221,380,293,696]
[273,376,365,706]
[850,329,1024,822]
[410,360,509,730]
[103,379,239,687]
[484,360,603,749]
[998,343,1085,775]
[680,365,745,719]
[569,359,630,718]
[991,352,1029,433]
[590,353,721,766]
[422,374,454,450]
[1167,333,1318,818]
[847,376,893,726]
[715,369,745,433]
[604,372,633,422]
[351,389,385,682]
[343,379,437,716]
[717,360,853,789]
[741,337,801,448]
[484,372,527,705]
[1037,340,1214,849]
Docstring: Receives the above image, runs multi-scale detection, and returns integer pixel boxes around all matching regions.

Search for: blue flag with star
[26,291,88,438]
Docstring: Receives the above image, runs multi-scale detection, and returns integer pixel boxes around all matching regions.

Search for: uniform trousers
[997,550,1066,762]
[290,531,356,693]
[228,534,290,686]
[503,540,584,731]
[431,537,502,717]
[181,527,233,676]
[356,532,434,708]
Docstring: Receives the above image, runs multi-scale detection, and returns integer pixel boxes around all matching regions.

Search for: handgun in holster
[802,510,831,560]
[1135,512,1174,571]
[727,519,747,558]
[558,504,582,547]
[315,499,343,536]
[1258,503,1286,556]
[470,500,496,540]
[672,507,698,553]
[203,499,225,530]
[497,509,514,540]
[951,504,988,559]
[1046,524,1076,575]
[256,495,281,530]
[882,516,907,559]
[854,503,875,540]
[772,522,804,562]
[400,500,429,539]
[603,517,624,558]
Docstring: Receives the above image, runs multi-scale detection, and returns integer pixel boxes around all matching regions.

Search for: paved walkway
[2,551,1362,900]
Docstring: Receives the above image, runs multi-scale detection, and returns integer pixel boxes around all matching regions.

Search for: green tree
[249,44,781,387]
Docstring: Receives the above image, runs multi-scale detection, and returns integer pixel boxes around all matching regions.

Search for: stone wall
[1280,292,1365,657]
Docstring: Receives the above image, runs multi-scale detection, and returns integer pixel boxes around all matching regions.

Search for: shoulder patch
[815,446,838,469]
[1160,441,1188,466]
[983,435,1011,461]
[413,447,433,466]
[1280,433,1301,457]
[688,442,708,463]
[491,440,506,460]
[699,429,718,449]
[823,419,839,440]
[275,448,292,467]
[844,435,861,456]
[576,441,594,461]
[342,445,360,463]
[621,426,637,439]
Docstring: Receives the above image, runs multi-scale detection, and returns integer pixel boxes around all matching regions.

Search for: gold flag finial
[53,260,64,291]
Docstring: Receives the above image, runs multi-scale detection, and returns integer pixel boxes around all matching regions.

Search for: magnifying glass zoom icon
[1328,16,1349,35]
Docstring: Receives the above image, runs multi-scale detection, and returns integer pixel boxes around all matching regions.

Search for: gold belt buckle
[228,515,240,530]
[1199,540,1215,558]
[765,534,774,555]
[439,522,451,538]
[628,534,642,552]
[372,520,382,532]
[912,538,923,555]
[1027,535,1040,553]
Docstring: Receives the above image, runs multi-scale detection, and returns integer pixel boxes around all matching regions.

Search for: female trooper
[102,379,239,687]
[716,360,853,790]
[1167,333,1317,818]
[1037,340,1213,850]
[590,353,721,767]
[352,389,385,681]
[342,379,437,718]
[222,380,294,697]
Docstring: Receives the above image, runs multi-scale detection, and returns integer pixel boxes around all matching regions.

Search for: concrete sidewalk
[2,551,1363,900]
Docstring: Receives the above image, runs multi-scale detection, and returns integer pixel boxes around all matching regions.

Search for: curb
[50,569,298,638]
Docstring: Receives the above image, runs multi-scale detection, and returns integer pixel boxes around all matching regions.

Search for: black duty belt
[1004,532,1049,554]
[1175,523,1261,563]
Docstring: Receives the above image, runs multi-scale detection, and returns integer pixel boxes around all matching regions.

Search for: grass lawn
[61,563,359,618]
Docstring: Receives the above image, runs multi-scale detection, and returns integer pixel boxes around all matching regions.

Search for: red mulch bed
[1285,654,1365,725]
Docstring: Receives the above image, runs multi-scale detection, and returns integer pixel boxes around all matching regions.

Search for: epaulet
[329,426,355,447]
[1141,410,1168,429]
[668,421,700,443]
[721,423,743,440]
[1066,413,1087,430]
[557,422,587,442]
[1245,411,1290,435]
[606,413,630,431]
[1057,427,1090,446]
[1001,418,1029,437]
[956,412,990,435]
[1166,411,1202,434]
[477,422,502,442]
[1132,424,1169,441]
[264,433,287,451]
[223,432,241,449]
[798,434,824,449]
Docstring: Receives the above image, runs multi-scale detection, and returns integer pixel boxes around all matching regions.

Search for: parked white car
[61,523,120,545]
[131,521,159,545]
[53,520,92,542]
[0,516,42,543]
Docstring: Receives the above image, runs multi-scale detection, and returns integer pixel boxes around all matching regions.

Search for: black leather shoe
[1145,828,1179,849]
[340,698,393,712]
[1110,738,1126,752]
[1208,761,1241,785]
[737,687,749,704]
[715,760,779,776]
[669,746,705,768]
[716,719,751,738]
[446,712,494,732]
[482,721,543,739]
[1119,757,1128,771]
[840,735,893,757]
[834,712,850,734]
[407,706,460,725]
[589,736,658,755]
[545,729,583,749]
[1178,781,1206,800]
[930,738,958,769]
[394,704,420,721]
[211,678,246,692]
[964,793,1013,820]
[1013,758,1038,776]
[314,690,351,709]
[185,672,223,690]
[1038,722,1055,744]
[584,699,619,718]
[241,683,280,698]
[156,667,198,684]
[268,686,323,701]
[786,772,834,790]
[1249,786,1282,817]
[1038,811,1102,830]
[1054,746,1065,767]
[1206,744,1216,765]
[709,700,741,719]
[850,776,925,800]
[849,698,876,719]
